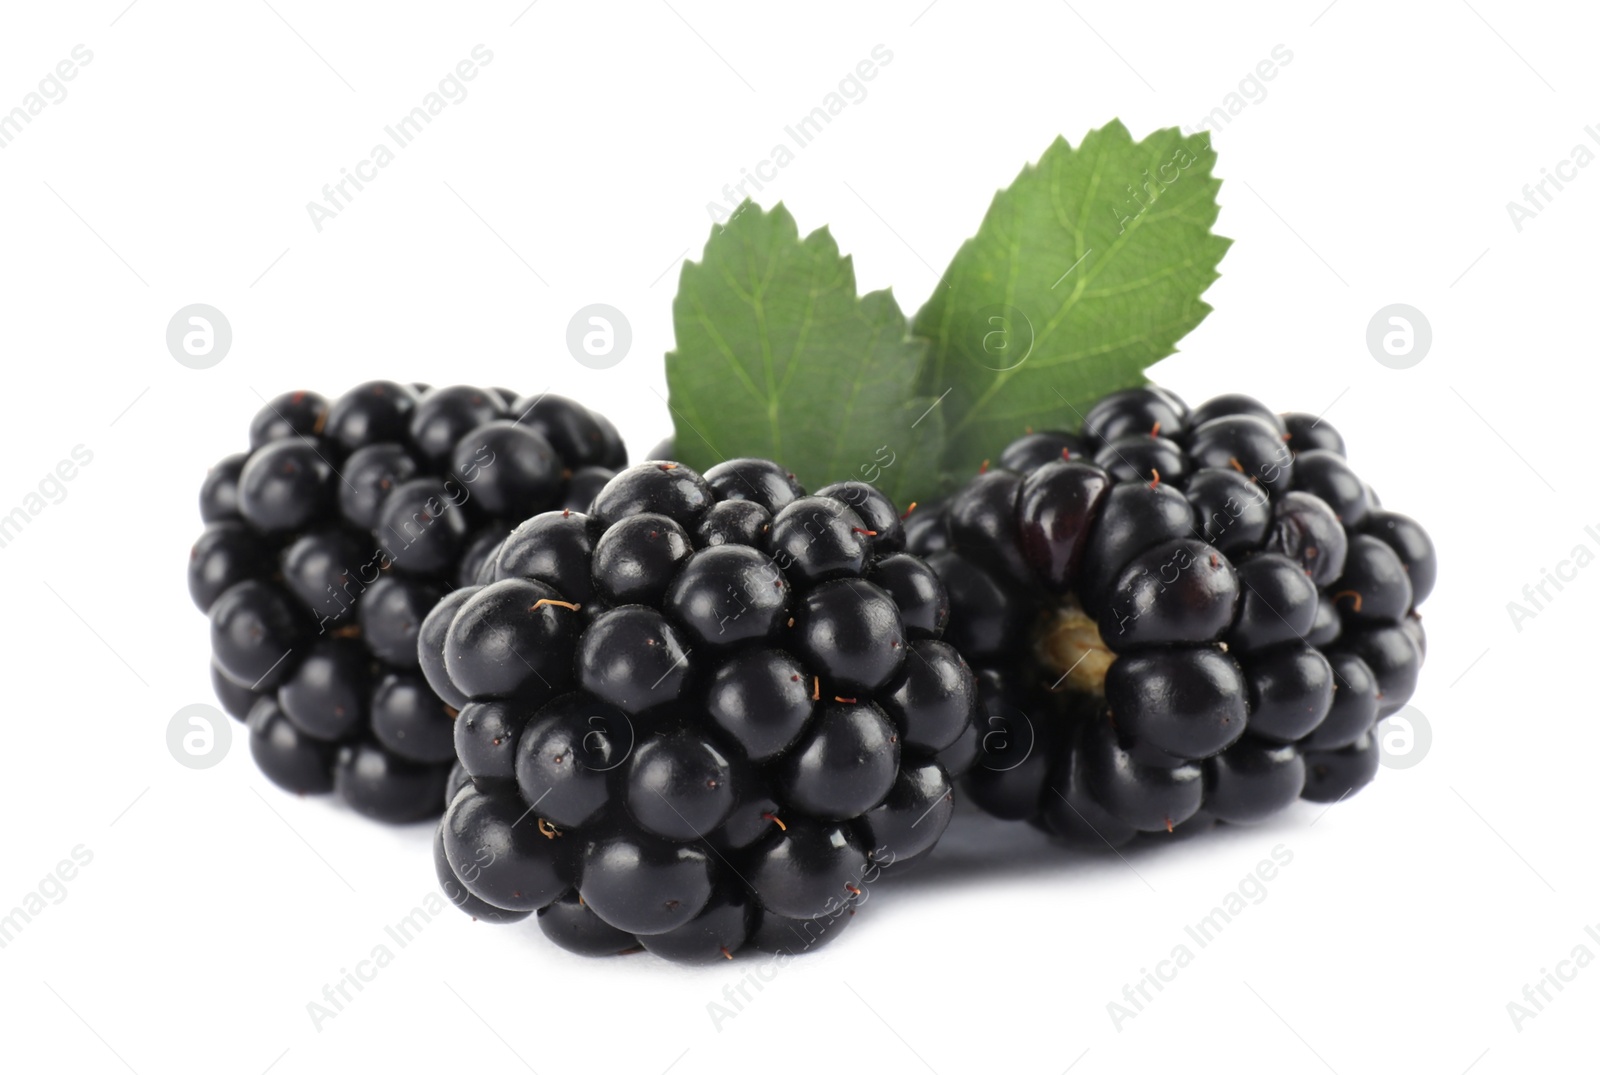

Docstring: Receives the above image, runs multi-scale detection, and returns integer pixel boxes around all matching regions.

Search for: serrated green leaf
[665,202,945,508]
[913,121,1230,488]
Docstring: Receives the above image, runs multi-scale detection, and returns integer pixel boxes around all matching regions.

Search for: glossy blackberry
[1331,535,1413,624]
[1094,434,1191,486]
[325,380,417,453]
[1185,468,1271,555]
[281,530,367,623]
[436,825,533,926]
[1361,510,1437,604]
[1203,736,1306,824]
[249,390,329,447]
[1186,415,1294,493]
[923,384,1435,839]
[493,511,601,604]
[432,460,978,961]
[451,421,563,520]
[866,553,949,639]
[1281,412,1345,456]
[536,891,634,954]
[696,499,772,549]
[410,385,506,469]
[1292,449,1371,526]
[370,671,457,763]
[200,453,248,523]
[1264,491,1348,587]
[747,903,855,956]
[191,383,625,823]
[279,637,368,741]
[338,444,421,530]
[997,430,1089,473]
[638,891,753,963]
[1084,386,1188,443]
[248,696,337,793]
[1188,393,1285,434]
[705,457,804,513]
[237,440,335,533]
[188,522,272,611]
[768,496,872,583]
[1301,731,1381,802]
[511,394,629,471]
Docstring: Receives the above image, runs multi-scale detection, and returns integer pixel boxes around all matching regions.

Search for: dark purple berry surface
[907,387,1434,843]
[432,460,978,961]
[191,385,625,823]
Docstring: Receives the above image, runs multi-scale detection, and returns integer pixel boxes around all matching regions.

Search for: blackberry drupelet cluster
[426,458,980,962]
[907,387,1435,844]
[188,383,624,822]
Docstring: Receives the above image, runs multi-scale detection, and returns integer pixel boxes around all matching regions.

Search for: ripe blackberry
[432,461,979,961]
[190,384,624,823]
[914,385,1435,840]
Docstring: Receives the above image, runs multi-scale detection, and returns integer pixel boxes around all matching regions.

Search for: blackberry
[432,461,979,961]
[913,385,1435,840]
[190,384,624,823]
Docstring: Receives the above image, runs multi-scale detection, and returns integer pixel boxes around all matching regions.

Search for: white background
[0,1,1592,1072]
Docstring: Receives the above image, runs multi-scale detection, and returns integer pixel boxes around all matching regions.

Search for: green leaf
[665,202,946,508]
[913,120,1230,487]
